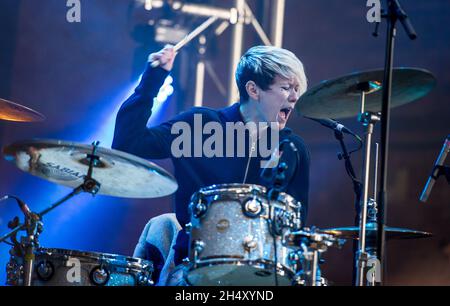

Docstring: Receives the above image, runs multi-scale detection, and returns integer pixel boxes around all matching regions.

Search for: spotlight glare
[144,0,164,11]
[164,85,174,96]
[155,75,174,104]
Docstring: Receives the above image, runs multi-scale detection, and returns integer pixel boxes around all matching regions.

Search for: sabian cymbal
[0,98,45,122]
[2,139,178,199]
[322,223,432,240]
[296,68,436,119]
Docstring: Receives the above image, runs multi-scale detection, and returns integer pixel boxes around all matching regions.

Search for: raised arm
[112,46,178,159]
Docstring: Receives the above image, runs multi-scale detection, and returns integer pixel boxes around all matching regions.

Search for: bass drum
[7,248,153,286]
[186,184,302,286]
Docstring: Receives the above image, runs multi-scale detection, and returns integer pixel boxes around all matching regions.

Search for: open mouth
[278,108,293,121]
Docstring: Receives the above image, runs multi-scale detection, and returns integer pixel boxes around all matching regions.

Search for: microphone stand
[0,141,102,286]
[420,135,450,202]
[333,129,363,285]
[373,0,417,285]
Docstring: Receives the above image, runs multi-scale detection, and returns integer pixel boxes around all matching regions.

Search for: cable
[266,216,279,286]
[269,140,300,286]
[260,137,301,286]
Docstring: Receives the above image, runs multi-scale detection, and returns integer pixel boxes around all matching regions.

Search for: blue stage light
[84,74,174,148]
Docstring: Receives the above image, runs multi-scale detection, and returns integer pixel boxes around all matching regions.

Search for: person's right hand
[148,45,177,72]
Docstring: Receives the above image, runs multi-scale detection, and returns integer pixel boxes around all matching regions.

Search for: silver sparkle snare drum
[7,248,153,286]
[186,184,302,286]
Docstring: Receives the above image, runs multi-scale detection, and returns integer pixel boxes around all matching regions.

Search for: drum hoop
[36,248,153,271]
[193,184,301,208]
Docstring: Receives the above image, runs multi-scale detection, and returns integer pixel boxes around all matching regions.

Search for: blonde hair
[236,46,308,102]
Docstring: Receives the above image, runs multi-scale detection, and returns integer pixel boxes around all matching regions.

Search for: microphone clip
[267,162,288,201]
[431,165,450,183]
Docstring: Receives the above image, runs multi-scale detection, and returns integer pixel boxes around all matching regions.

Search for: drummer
[112,45,311,285]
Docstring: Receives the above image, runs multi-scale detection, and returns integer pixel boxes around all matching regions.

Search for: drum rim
[193,183,301,208]
[35,247,153,270]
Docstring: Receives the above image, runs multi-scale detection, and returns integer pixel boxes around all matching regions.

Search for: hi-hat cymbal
[0,98,45,122]
[2,139,178,199]
[322,223,432,240]
[296,68,436,119]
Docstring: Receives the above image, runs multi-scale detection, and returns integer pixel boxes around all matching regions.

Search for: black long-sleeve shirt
[112,65,311,262]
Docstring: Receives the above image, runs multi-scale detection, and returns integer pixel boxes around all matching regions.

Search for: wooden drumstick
[150,16,219,68]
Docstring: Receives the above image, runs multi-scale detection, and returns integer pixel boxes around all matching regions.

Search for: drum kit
[0,66,436,286]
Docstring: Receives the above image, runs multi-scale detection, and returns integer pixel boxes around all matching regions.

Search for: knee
[148,213,181,232]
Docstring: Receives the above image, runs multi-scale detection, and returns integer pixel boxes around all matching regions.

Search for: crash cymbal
[0,98,45,122]
[296,68,436,119]
[322,223,432,240]
[2,139,178,198]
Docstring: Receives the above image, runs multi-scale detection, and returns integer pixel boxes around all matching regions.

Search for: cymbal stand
[365,143,381,286]
[0,141,102,286]
[365,198,381,286]
[355,86,381,286]
[291,228,344,286]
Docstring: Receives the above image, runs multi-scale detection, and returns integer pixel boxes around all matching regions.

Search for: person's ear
[245,81,260,101]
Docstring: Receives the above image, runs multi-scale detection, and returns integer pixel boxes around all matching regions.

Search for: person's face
[257,75,302,130]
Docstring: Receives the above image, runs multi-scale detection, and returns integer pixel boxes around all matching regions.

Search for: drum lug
[242,197,263,218]
[193,240,205,253]
[185,223,193,234]
[191,202,207,219]
[243,236,258,252]
[192,240,205,262]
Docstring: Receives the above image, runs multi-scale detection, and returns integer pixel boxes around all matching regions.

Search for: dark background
[0,0,449,285]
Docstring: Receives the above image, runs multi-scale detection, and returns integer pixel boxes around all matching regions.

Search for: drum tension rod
[83,141,101,195]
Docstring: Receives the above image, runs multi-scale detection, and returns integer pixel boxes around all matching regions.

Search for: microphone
[260,139,299,181]
[305,117,361,140]
[420,135,450,203]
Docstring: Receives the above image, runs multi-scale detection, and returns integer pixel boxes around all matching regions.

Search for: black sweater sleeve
[112,65,174,159]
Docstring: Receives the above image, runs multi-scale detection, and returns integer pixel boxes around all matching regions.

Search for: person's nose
[288,90,299,103]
